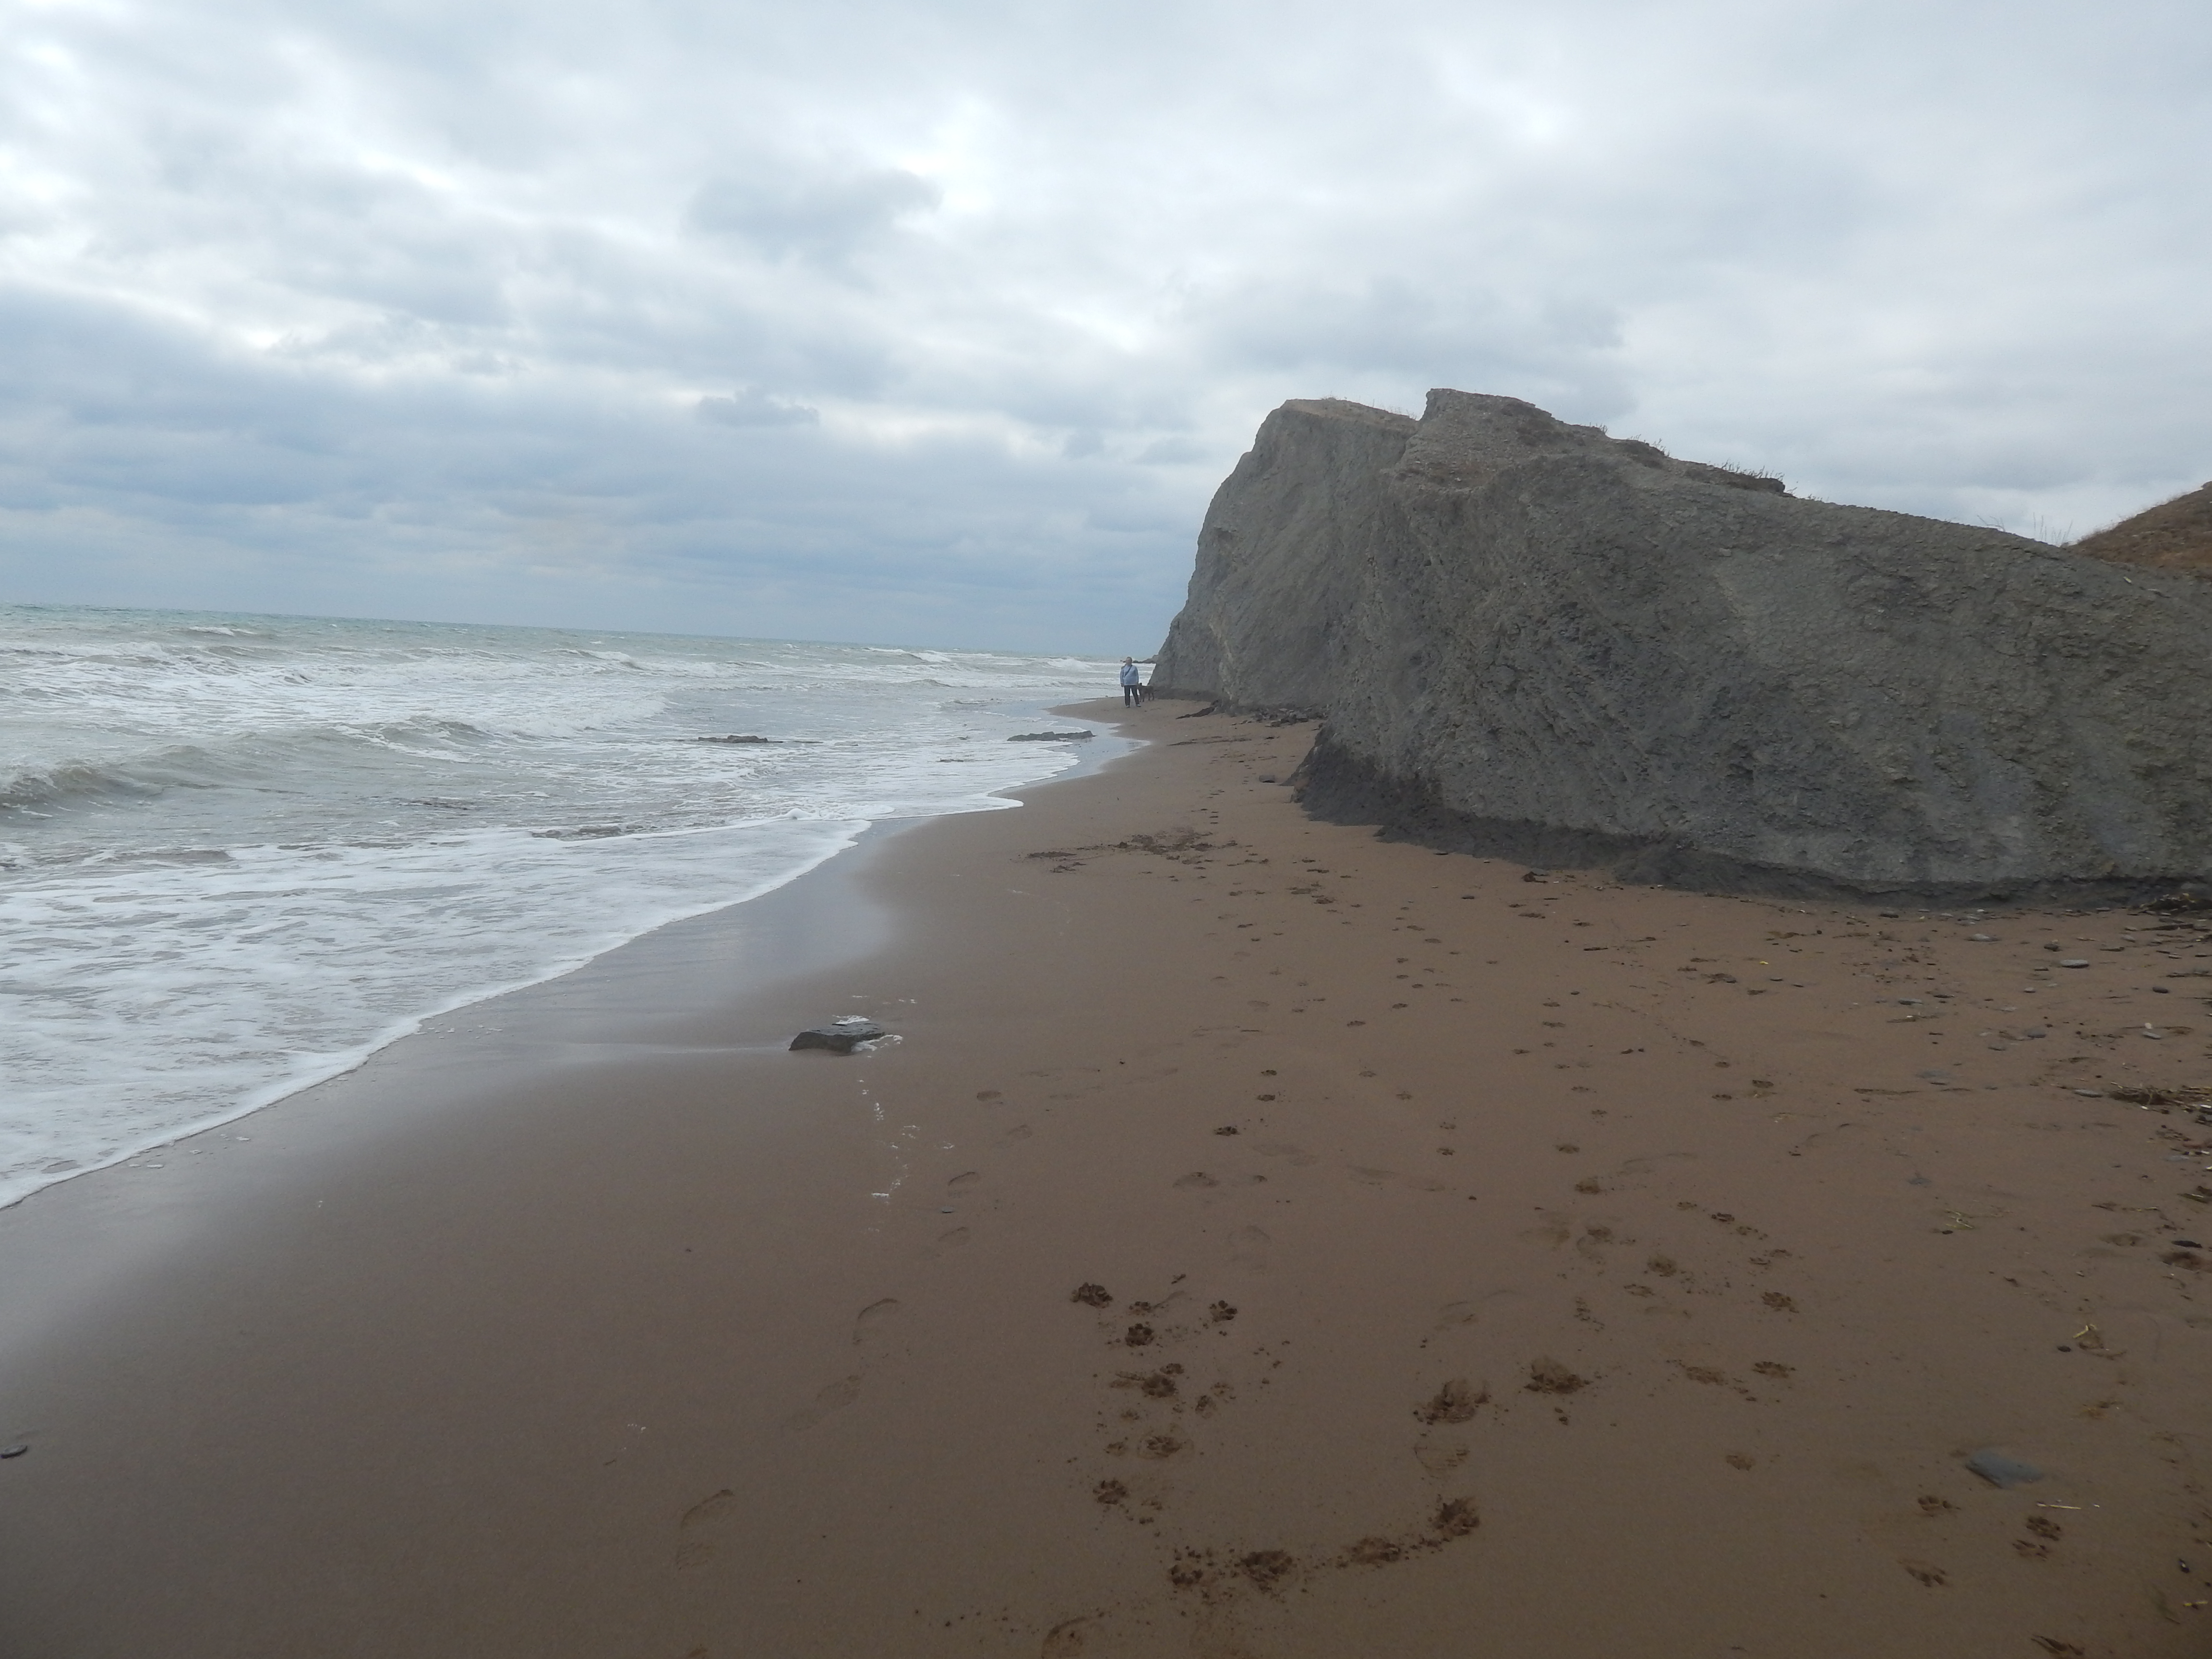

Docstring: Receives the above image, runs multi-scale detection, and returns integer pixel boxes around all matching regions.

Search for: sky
[2,0,2208,654]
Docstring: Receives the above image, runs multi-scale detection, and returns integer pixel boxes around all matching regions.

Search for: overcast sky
[3,0,2208,652]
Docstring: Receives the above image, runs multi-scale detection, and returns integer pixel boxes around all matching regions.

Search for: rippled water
[0,604,1125,1206]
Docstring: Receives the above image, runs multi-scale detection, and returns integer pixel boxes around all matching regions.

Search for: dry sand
[2,698,2210,1658]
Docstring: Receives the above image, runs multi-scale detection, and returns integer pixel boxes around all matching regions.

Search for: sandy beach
[3,697,2210,1658]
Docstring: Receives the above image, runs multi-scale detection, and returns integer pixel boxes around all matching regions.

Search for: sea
[0,604,1130,1209]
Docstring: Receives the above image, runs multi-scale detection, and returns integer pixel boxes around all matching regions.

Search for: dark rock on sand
[789,1019,885,1054]
[1965,1448,2046,1488]
[1153,390,2212,896]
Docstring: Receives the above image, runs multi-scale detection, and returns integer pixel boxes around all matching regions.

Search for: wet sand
[2,698,2210,1658]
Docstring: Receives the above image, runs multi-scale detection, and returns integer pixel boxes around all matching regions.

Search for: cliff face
[1154,390,2212,896]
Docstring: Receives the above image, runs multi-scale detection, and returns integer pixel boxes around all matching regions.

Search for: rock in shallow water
[790,1019,886,1054]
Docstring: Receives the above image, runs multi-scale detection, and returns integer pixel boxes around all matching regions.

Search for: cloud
[686,166,942,264]
[697,388,819,427]
[0,0,2208,649]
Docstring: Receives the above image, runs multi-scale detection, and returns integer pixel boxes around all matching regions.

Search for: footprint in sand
[948,1171,983,1190]
[918,1226,971,1259]
[1040,1616,1097,1656]
[1574,1225,1619,1264]
[1174,1172,1221,1190]
[1349,1165,1450,1193]
[855,1298,903,1344]
[1415,1440,1471,1475]
[1519,1214,1574,1250]
[784,1374,862,1431]
[1414,1378,1487,1424]
[1255,1142,1318,1167]
[674,1488,738,1568]
[681,1489,738,1530]
[999,1124,1034,1144]
[1229,1226,1273,1270]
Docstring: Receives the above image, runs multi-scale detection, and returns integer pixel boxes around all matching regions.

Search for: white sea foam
[0,605,1131,1207]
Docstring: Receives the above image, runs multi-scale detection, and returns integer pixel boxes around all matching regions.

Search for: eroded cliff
[1153,390,2212,897]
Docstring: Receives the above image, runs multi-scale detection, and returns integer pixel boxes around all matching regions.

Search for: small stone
[2058,959,2091,968]
[0,1445,24,1459]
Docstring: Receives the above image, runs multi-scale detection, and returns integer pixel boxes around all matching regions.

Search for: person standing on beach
[1119,658,1144,707]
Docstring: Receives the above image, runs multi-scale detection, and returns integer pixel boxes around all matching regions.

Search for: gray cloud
[2,0,2209,650]
[687,167,942,264]
[697,389,819,427]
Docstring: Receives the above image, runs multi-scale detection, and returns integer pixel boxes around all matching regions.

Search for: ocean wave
[0,603,1130,1212]
[0,753,216,814]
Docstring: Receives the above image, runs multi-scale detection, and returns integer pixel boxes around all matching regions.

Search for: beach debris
[789,1017,886,1054]
[1965,1448,2047,1488]
[0,1444,26,1459]
[1007,730,1094,742]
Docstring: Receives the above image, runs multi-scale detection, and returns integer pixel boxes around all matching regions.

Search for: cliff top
[2073,481,2212,576]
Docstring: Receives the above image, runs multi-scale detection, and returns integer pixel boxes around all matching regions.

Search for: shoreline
[0,701,1130,1216]
[3,698,2209,1657]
